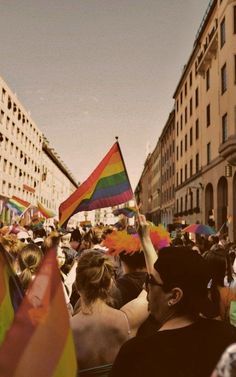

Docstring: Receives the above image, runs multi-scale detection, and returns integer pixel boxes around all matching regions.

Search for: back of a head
[41,232,60,254]
[154,247,210,315]
[171,238,184,247]
[203,248,227,286]
[18,244,43,290]
[119,250,146,271]
[76,250,114,304]
[70,229,82,243]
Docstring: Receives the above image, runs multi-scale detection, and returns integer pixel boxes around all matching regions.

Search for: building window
[3,159,7,172]
[180,140,183,156]
[234,6,236,34]
[190,98,193,116]
[180,91,183,104]
[185,134,187,151]
[206,68,210,91]
[180,114,183,130]
[206,104,211,127]
[220,17,226,48]
[185,194,188,211]
[176,146,179,160]
[222,113,228,143]
[185,164,187,180]
[221,63,227,94]
[180,197,183,212]
[180,169,183,184]
[190,159,193,177]
[6,117,10,129]
[190,191,193,209]
[234,55,236,84]
[177,121,179,136]
[185,107,188,124]
[176,172,179,186]
[196,189,200,208]
[190,127,193,146]
[195,87,199,107]
[196,153,199,173]
[1,88,6,103]
[207,142,211,164]
[195,119,199,139]
[0,110,4,124]
[184,82,187,97]
[189,71,192,87]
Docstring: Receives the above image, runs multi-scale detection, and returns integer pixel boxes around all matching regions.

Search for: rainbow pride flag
[113,206,137,218]
[0,248,78,377]
[0,245,24,345]
[37,202,56,219]
[6,196,30,215]
[59,142,133,227]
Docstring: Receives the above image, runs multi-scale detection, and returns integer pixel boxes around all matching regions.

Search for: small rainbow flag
[37,202,56,219]
[59,142,133,227]
[0,245,24,345]
[0,248,78,377]
[113,207,137,218]
[6,196,31,215]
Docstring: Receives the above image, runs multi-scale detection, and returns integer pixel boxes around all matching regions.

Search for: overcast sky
[0,0,209,189]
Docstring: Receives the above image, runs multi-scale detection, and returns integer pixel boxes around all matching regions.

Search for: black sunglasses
[145,273,164,290]
[20,238,31,243]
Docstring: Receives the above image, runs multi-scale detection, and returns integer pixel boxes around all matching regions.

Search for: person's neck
[80,297,107,315]
[158,314,196,331]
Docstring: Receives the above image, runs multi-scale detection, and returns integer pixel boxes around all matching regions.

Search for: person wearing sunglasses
[110,216,236,377]
[17,231,32,244]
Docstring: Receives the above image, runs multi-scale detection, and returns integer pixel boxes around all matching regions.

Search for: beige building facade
[174,0,236,240]
[159,110,175,227]
[0,76,78,221]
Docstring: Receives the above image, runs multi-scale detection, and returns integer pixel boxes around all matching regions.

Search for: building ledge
[219,136,236,165]
[196,19,218,76]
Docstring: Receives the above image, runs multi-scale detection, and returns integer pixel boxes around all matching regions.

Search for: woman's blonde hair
[76,250,114,305]
[18,244,43,290]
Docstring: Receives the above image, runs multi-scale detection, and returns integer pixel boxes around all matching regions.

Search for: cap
[154,247,210,296]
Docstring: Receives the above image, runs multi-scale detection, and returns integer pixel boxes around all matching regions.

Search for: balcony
[219,136,236,165]
[196,19,218,76]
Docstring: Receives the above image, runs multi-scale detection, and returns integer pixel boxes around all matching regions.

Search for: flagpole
[19,204,32,219]
[216,221,226,235]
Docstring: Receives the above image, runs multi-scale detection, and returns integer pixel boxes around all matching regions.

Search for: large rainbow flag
[6,196,31,215]
[0,245,24,345]
[59,142,133,227]
[0,248,78,377]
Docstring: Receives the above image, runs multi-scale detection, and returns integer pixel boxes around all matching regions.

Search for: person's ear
[167,287,183,307]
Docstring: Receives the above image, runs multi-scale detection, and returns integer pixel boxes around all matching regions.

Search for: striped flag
[6,196,31,216]
[0,245,24,345]
[113,207,137,218]
[59,141,133,227]
[0,248,78,377]
[37,202,56,219]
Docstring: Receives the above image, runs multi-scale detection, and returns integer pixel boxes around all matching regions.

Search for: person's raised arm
[137,214,157,273]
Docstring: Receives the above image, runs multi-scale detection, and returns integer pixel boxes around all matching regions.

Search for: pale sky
[0,0,209,189]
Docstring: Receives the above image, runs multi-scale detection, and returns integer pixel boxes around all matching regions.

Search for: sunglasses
[19,238,31,243]
[145,273,164,290]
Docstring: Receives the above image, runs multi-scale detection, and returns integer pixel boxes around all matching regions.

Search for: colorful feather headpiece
[103,224,171,255]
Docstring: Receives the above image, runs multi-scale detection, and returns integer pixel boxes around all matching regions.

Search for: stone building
[173,0,236,240]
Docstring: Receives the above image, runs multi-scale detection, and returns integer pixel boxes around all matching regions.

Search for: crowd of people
[1,217,236,376]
